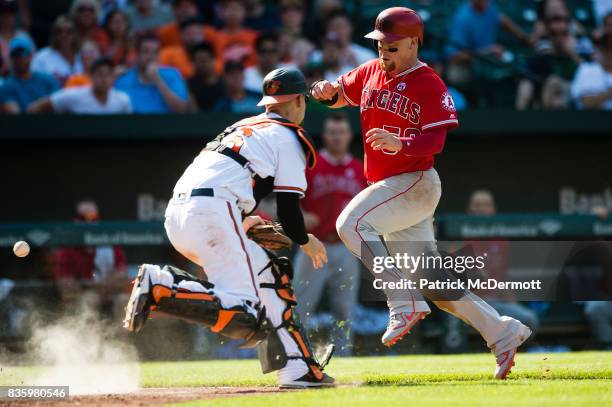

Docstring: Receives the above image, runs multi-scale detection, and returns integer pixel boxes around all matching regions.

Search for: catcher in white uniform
[123,68,334,389]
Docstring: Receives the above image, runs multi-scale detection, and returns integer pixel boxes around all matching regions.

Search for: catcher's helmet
[364,7,424,45]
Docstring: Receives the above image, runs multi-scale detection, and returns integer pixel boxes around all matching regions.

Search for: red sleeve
[401,127,447,157]
[420,75,459,132]
[338,63,367,106]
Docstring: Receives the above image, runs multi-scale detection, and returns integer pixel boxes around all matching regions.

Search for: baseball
[13,240,30,257]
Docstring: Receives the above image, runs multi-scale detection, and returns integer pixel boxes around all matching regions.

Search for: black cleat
[279,372,335,389]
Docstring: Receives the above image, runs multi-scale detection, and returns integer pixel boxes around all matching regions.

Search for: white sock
[278,359,309,383]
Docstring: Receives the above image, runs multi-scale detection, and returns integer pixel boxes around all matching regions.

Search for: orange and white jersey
[169,112,307,214]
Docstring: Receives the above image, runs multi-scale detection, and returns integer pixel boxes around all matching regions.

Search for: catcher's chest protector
[203,117,318,170]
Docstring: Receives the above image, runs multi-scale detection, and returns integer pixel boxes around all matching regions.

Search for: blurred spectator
[158,0,217,48]
[314,0,343,21]
[0,0,34,77]
[0,37,58,113]
[516,2,586,110]
[53,200,128,316]
[594,0,612,25]
[31,15,83,85]
[213,60,261,112]
[243,32,293,94]
[584,301,612,349]
[445,0,532,95]
[115,33,188,113]
[99,0,129,21]
[187,41,223,111]
[446,0,532,60]
[279,0,305,38]
[124,0,173,34]
[571,12,612,110]
[243,0,281,31]
[428,58,468,111]
[309,9,376,71]
[31,2,76,50]
[294,112,366,356]
[63,40,100,87]
[70,0,108,50]
[28,57,131,114]
[102,8,134,67]
[215,0,258,66]
[317,32,354,82]
[277,0,313,66]
[285,36,315,68]
[532,0,591,53]
[466,190,540,334]
[159,16,213,79]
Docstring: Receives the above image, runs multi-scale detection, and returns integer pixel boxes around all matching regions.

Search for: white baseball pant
[159,194,308,381]
[336,168,521,352]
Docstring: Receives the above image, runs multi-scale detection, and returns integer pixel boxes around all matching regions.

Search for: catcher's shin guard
[257,254,334,377]
[130,264,270,346]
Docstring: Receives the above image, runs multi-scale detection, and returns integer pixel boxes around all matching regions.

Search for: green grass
[148,352,612,406]
[183,380,611,407]
[1,352,611,406]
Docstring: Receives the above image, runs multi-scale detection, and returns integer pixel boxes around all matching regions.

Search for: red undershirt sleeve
[400,126,447,157]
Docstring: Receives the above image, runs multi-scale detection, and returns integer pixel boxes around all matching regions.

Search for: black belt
[190,188,215,197]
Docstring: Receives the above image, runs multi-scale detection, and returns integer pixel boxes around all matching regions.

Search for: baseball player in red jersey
[311,7,531,379]
[294,113,368,355]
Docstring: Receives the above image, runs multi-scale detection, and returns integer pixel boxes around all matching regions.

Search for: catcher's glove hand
[246,221,293,250]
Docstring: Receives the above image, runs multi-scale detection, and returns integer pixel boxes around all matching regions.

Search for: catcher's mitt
[246,221,293,250]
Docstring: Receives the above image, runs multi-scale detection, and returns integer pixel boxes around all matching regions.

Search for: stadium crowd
[0,0,611,114]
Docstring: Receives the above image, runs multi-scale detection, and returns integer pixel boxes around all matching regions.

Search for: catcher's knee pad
[257,254,333,376]
[151,265,269,345]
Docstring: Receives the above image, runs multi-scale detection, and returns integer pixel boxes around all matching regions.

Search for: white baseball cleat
[123,264,153,332]
[382,311,430,347]
[493,323,532,379]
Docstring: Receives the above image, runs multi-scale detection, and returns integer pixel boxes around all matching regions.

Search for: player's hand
[310,80,340,101]
[242,215,265,233]
[301,234,328,269]
[365,128,403,152]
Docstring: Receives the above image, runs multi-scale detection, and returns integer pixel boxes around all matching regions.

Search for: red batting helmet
[364,7,424,45]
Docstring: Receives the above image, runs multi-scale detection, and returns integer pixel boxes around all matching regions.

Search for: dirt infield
[5,386,289,406]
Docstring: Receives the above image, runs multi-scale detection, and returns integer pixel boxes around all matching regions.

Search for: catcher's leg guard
[126,264,270,346]
[257,255,334,377]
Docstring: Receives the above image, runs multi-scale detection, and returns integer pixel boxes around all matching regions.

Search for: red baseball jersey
[339,60,459,183]
[302,150,368,241]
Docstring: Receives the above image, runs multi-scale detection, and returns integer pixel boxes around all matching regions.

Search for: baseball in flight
[13,240,30,257]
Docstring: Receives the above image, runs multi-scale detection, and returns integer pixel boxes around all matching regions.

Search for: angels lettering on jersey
[338,60,459,182]
[361,85,423,125]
